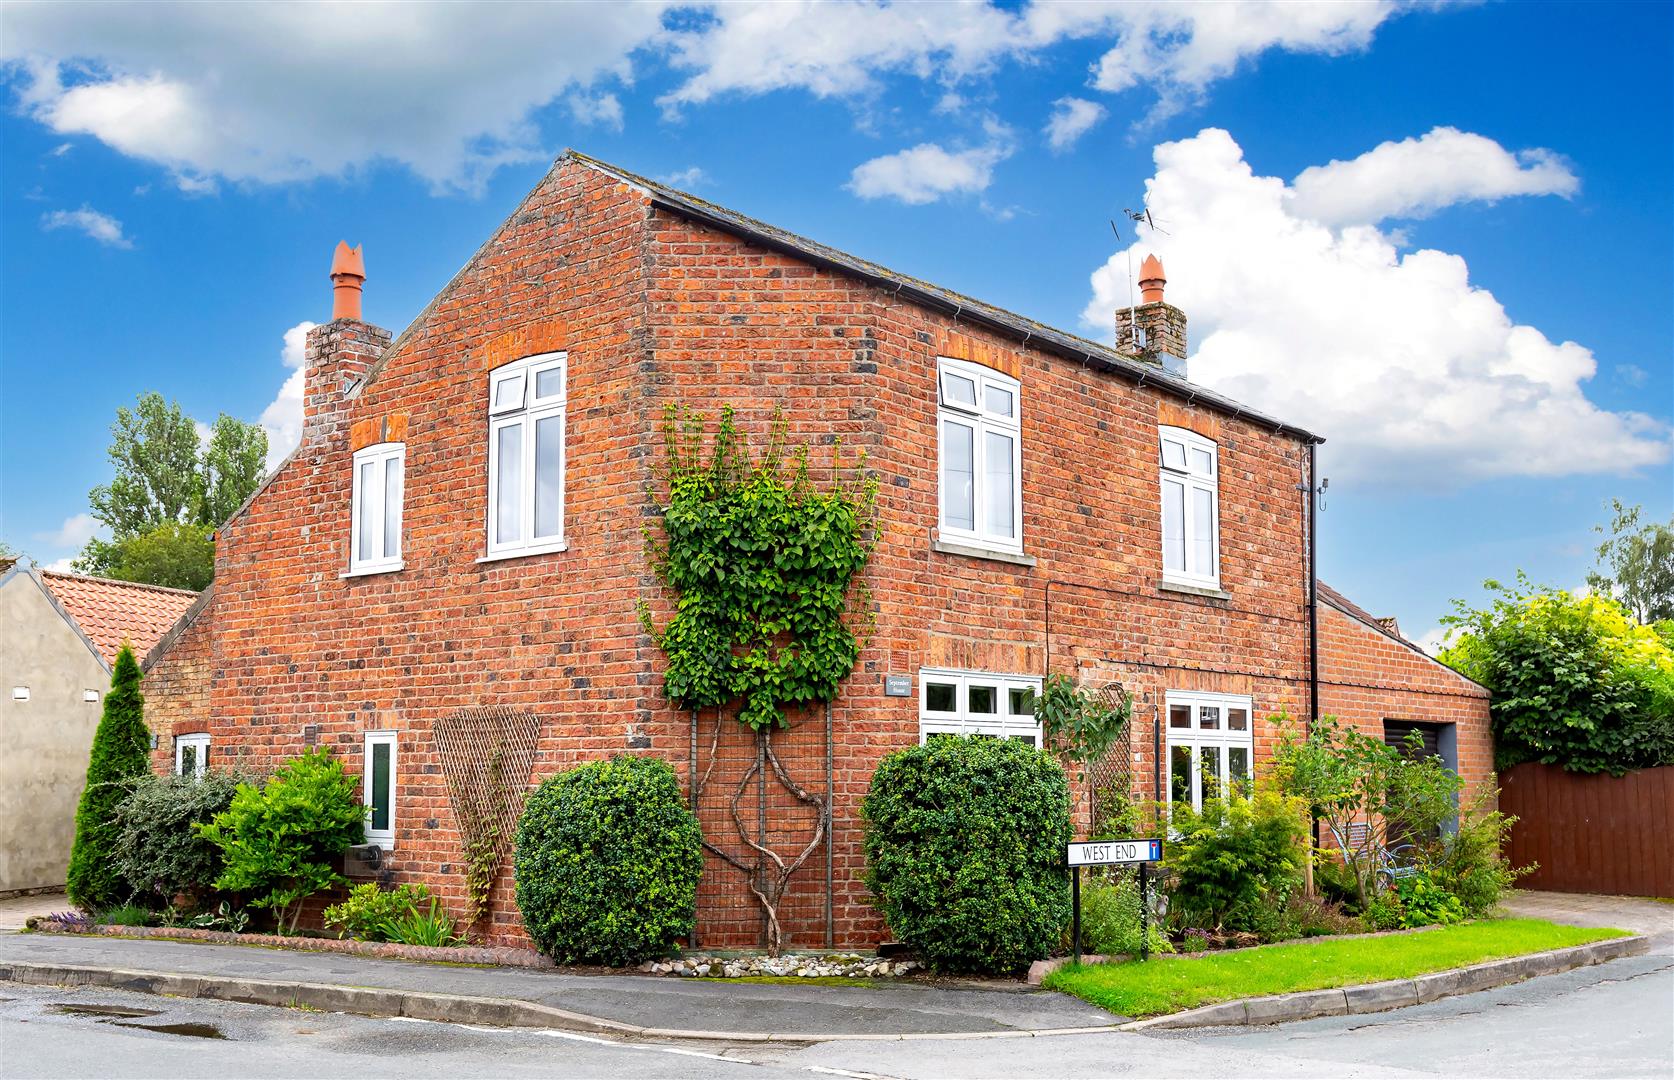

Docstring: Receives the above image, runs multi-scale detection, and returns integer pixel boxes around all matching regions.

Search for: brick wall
[143,155,1482,952]
[144,595,215,776]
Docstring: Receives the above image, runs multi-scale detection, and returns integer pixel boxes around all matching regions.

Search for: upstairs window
[349,442,404,575]
[918,668,1042,747]
[486,352,566,559]
[175,733,210,779]
[937,357,1022,553]
[1159,425,1219,587]
[363,731,397,849]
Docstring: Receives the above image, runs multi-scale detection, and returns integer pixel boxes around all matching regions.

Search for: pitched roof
[38,570,201,667]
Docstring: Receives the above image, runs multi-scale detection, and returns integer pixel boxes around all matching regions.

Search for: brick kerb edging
[26,922,553,968]
[0,935,1646,1042]
[1119,934,1651,1031]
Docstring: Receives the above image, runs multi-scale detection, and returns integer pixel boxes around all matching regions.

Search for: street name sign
[1067,839,1162,867]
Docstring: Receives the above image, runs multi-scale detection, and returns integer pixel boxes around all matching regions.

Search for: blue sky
[2,1,1669,648]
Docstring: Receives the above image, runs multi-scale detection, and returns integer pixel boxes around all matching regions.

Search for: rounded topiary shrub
[514,755,703,966]
[862,736,1072,974]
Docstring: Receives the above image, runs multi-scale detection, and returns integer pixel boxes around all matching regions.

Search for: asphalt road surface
[2,950,1670,1079]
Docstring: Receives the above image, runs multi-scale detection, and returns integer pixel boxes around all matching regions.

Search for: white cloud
[3,2,1434,193]
[848,141,1011,205]
[1044,96,1106,152]
[1288,127,1579,227]
[1412,625,1449,657]
[1082,128,1670,487]
[36,512,98,549]
[260,320,318,469]
[659,166,707,189]
[39,205,132,248]
[2,3,669,194]
[43,557,78,573]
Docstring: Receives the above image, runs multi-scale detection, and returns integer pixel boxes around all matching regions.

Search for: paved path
[1501,890,1674,947]
[0,893,68,932]
[0,931,1117,1038]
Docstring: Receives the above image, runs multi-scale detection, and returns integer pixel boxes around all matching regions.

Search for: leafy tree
[66,645,151,910]
[197,748,364,934]
[103,521,216,592]
[1588,500,1674,624]
[75,393,267,587]
[1440,574,1674,774]
[199,414,268,526]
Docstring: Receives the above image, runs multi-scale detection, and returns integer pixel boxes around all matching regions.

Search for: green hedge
[113,771,243,907]
[514,756,703,966]
[861,736,1072,974]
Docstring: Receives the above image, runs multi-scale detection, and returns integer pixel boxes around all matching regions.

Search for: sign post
[1066,838,1163,963]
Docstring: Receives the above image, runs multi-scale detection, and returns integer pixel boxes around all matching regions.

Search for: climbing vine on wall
[640,404,877,953]
[640,405,878,730]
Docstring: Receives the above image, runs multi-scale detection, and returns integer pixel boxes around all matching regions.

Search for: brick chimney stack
[1115,253,1188,378]
[302,242,390,454]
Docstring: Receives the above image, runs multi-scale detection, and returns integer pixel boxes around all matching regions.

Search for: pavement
[0,894,68,932]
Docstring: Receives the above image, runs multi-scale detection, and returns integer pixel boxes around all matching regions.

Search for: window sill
[1159,578,1232,601]
[931,538,1036,567]
[475,541,568,564]
[340,561,404,579]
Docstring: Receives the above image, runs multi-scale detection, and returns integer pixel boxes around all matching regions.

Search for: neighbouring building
[142,153,1492,948]
[0,560,201,894]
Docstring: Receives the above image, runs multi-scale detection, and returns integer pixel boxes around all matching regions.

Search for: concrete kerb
[0,933,1650,1041]
[1122,934,1651,1031]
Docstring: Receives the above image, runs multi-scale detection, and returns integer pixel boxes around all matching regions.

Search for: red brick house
[144,152,1491,948]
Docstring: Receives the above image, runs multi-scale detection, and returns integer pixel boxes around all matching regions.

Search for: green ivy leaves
[642,406,877,731]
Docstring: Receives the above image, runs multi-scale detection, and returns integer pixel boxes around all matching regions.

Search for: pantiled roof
[39,570,201,667]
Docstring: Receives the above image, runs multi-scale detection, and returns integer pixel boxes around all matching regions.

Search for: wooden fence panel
[1499,763,1674,897]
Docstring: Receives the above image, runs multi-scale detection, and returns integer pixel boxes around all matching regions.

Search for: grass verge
[1043,918,1628,1018]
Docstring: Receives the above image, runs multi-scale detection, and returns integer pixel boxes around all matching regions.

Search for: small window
[11,686,28,701]
[83,689,99,703]
[1164,691,1254,812]
[937,357,1022,554]
[349,442,404,575]
[363,732,397,849]
[175,733,210,779]
[918,668,1042,745]
[486,352,567,559]
[1159,426,1219,588]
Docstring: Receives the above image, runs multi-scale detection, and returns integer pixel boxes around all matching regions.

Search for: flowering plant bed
[637,952,918,979]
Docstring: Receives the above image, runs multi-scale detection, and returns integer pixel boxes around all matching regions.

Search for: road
[3,949,1669,1079]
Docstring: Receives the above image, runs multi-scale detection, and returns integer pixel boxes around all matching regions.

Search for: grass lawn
[1043,918,1628,1018]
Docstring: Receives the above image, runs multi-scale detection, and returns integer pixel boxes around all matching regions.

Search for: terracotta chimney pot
[330,241,366,321]
[1138,253,1166,305]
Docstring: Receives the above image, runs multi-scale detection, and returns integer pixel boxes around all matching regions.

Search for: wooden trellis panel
[430,706,543,922]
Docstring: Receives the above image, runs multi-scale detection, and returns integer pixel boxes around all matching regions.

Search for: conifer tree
[66,644,151,910]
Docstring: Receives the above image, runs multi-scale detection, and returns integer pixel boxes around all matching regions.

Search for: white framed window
[1159,425,1219,588]
[937,357,1023,554]
[175,733,210,779]
[349,442,405,575]
[918,668,1042,747]
[363,731,397,849]
[1164,691,1253,813]
[485,352,567,560]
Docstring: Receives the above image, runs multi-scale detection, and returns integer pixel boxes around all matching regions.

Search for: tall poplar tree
[66,644,151,910]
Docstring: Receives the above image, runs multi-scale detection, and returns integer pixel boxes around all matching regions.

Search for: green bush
[1418,791,1531,917]
[98,903,152,927]
[323,882,435,942]
[67,645,152,910]
[1163,787,1307,934]
[381,899,464,948]
[112,771,243,908]
[861,736,1071,974]
[514,756,703,966]
[1079,871,1172,957]
[197,748,364,934]
[1393,871,1466,928]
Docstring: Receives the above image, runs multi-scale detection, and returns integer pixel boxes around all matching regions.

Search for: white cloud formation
[659,166,708,189]
[848,141,1011,204]
[36,512,98,549]
[3,1,1429,193]
[1082,128,1669,486]
[1044,96,1106,151]
[43,556,78,573]
[39,205,132,247]
[259,321,318,469]
[1288,127,1579,226]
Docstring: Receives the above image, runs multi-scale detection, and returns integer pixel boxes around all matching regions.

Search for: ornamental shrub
[1417,789,1531,917]
[323,882,435,942]
[112,770,243,908]
[1393,870,1466,928]
[513,756,703,966]
[1079,871,1172,957]
[67,644,152,910]
[1162,786,1308,935]
[861,736,1072,975]
[197,748,364,934]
